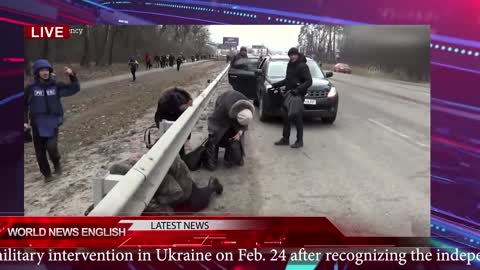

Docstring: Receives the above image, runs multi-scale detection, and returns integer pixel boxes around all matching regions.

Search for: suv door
[255,58,268,105]
[264,61,283,113]
[228,57,260,100]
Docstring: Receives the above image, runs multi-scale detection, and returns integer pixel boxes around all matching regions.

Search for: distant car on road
[334,63,352,74]
[229,55,338,124]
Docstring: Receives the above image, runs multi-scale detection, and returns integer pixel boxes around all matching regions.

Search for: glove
[291,88,300,96]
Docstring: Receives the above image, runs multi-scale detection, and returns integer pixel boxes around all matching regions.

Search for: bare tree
[81,25,91,67]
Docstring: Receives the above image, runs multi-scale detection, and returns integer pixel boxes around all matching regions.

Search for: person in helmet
[24,59,80,182]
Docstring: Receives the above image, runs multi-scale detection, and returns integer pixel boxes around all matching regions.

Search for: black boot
[208,177,223,195]
[44,174,54,183]
[53,162,62,175]
[274,138,289,146]
[291,141,303,148]
[203,140,219,171]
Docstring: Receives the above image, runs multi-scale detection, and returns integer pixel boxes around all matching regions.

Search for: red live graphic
[25,25,70,39]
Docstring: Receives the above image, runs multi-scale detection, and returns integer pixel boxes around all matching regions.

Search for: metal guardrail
[88,65,230,216]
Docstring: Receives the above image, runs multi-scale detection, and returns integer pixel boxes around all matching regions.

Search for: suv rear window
[232,58,260,71]
[267,60,325,79]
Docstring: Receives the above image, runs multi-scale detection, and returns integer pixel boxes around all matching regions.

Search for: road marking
[368,119,429,149]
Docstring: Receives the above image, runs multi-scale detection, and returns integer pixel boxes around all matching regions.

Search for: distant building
[251,45,268,56]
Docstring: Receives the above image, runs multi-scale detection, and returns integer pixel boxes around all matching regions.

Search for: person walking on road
[176,55,183,71]
[169,54,175,67]
[204,90,254,171]
[231,46,248,66]
[145,53,152,70]
[128,57,139,81]
[272,47,312,148]
[161,55,167,68]
[154,55,160,68]
[24,59,80,182]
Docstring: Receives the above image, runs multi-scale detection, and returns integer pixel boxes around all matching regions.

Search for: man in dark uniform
[272,47,312,148]
[24,59,80,182]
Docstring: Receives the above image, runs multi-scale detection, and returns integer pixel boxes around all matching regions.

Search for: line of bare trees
[297,25,430,81]
[25,25,212,74]
[297,25,343,63]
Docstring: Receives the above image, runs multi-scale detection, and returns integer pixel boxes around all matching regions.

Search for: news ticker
[1,247,480,266]
[0,218,479,267]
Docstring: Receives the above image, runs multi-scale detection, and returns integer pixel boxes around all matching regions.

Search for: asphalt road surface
[191,72,430,237]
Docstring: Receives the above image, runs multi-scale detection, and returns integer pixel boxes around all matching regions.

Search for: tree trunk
[46,40,57,63]
[107,27,117,66]
[326,26,332,62]
[333,27,337,62]
[42,40,49,59]
[81,26,90,67]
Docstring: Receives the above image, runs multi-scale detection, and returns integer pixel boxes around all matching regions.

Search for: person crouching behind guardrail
[154,87,193,156]
[24,59,80,182]
[204,90,254,171]
[106,156,223,215]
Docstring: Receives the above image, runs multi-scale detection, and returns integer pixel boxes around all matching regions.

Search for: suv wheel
[259,94,269,122]
[322,112,337,124]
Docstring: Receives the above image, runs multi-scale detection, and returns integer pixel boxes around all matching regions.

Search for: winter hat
[287,47,299,56]
[237,109,253,126]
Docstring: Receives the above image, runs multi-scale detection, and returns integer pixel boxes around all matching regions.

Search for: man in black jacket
[272,47,312,148]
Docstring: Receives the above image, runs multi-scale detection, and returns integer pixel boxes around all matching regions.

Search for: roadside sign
[223,37,239,46]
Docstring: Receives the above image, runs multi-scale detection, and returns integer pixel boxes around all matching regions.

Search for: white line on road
[368,119,429,149]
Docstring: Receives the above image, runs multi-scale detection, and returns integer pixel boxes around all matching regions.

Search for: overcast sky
[208,25,302,52]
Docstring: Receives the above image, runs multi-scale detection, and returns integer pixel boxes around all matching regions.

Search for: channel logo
[25,25,70,39]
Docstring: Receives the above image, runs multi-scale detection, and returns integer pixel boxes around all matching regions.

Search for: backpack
[143,124,159,149]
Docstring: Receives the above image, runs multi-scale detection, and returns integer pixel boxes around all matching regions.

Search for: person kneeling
[204,90,254,171]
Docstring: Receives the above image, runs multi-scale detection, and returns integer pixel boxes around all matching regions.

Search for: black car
[229,55,338,123]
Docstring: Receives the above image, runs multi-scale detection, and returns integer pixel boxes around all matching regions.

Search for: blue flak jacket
[24,75,80,137]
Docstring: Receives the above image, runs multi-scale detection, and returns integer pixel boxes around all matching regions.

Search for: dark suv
[228,55,339,123]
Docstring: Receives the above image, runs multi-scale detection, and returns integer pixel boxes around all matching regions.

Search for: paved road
[191,72,430,237]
